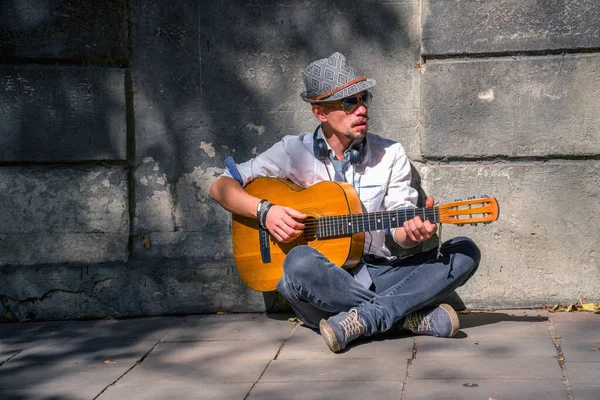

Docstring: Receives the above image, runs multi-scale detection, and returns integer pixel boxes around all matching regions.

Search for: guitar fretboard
[316,207,440,238]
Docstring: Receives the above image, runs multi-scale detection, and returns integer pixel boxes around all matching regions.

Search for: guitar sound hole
[302,216,318,241]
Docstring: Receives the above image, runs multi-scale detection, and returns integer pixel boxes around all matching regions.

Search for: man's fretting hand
[264,205,307,243]
[402,196,438,246]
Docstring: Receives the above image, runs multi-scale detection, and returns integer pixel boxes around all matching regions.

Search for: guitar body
[231,178,500,292]
[232,178,365,292]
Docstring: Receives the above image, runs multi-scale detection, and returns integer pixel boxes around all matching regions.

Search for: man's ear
[311,104,328,123]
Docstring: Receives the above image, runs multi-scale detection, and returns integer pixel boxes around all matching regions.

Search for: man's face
[316,91,371,141]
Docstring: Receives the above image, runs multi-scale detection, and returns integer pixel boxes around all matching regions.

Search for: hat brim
[300,78,377,104]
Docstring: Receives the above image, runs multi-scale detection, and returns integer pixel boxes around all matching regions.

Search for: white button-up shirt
[221,127,418,259]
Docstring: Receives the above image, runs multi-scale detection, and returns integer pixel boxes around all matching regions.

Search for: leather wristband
[256,199,268,220]
[260,202,274,229]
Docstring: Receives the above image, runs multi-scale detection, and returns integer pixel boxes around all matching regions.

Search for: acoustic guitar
[232,178,499,292]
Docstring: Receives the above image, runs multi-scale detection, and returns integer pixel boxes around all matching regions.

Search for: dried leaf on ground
[104,360,116,364]
[553,333,561,340]
[288,317,300,323]
[547,301,600,313]
[578,297,600,313]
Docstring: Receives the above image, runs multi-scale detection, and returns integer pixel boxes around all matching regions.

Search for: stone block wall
[0,0,598,320]
[420,0,600,306]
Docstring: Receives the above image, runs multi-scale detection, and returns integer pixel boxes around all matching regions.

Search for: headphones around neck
[313,126,367,166]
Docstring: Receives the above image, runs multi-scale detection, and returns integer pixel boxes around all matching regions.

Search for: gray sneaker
[319,309,365,353]
[405,304,460,337]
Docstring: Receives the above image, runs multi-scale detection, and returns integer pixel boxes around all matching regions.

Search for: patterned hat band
[306,76,367,101]
[300,52,376,104]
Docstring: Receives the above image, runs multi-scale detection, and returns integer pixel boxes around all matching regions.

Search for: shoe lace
[407,312,433,334]
[340,309,364,340]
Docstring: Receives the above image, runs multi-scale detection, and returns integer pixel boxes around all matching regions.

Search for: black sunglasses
[339,92,372,113]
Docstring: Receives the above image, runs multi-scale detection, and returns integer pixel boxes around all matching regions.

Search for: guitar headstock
[438,197,499,225]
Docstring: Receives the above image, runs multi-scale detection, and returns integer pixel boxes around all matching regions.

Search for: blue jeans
[276,236,480,335]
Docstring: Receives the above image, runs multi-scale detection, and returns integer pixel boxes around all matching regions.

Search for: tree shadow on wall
[130,0,420,263]
[0,1,130,300]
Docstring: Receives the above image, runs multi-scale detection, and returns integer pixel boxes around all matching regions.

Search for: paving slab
[558,338,600,362]
[415,335,557,358]
[0,362,127,389]
[145,340,283,363]
[0,350,20,365]
[457,311,550,337]
[261,359,408,383]
[0,387,100,400]
[552,323,600,343]
[8,337,155,366]
[571,384,600,400]
[410,357,563,380]
[551,313,600,366]
[99,383,254,400]
[249,381,404,400]
[0,322,65,364]
[0,321,66,332]
[114,341,272,385]
[563,361,600,385]
[161,313,296,342]
[0,322,66,356]
[115,359,268,386]
[403,378,568,400]
[0,332,37,354]
[552,323,600,340]
[550,312,600,323]
[49,316,181,342]
[278,324,415,360]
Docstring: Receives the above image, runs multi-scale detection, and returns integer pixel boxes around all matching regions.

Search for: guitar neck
[316,207,440,238]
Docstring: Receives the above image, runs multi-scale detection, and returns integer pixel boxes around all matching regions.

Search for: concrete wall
[1,0,598,320]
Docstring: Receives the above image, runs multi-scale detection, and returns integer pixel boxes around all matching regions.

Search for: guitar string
[297,207,491,237]
[301,210,437,236]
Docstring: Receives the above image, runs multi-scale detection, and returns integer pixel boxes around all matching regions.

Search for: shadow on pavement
[458,311,548,329]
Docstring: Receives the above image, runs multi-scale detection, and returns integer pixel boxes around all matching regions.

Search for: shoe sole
[439,303,460,337]
[319,319,341,353]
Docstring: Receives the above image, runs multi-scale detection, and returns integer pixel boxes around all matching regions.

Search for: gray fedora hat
[300,52,376,103]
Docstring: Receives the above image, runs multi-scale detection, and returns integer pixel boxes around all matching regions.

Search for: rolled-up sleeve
[220,141,289,187]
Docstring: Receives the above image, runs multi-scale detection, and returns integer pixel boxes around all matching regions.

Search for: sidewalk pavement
[0,309,598,400]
